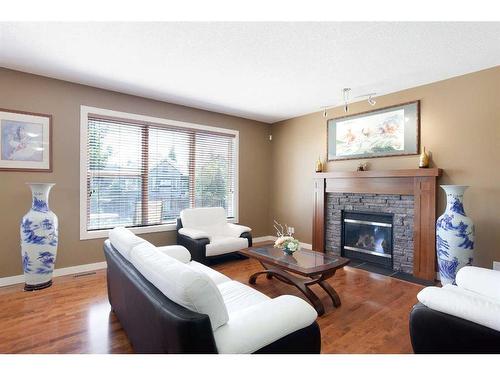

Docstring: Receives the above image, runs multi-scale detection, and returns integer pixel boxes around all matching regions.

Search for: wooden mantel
[313,168,442,281]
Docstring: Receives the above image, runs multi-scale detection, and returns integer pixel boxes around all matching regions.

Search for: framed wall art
[0,108,52,171]
[327,101,420,161]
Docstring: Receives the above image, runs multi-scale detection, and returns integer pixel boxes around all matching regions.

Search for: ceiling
[1,22,499,123]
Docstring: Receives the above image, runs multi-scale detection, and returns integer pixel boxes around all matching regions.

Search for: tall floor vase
[436,185,474,285]
[20,183,58,291]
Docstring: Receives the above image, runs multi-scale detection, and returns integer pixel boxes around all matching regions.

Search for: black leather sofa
[409,302,500,354]
[104,240,321,353]
[176,218,252,264]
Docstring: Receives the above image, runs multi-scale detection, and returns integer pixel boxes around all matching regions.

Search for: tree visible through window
[85,116,236,231]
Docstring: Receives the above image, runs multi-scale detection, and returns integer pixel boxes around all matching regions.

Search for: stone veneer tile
[325,192,415,274]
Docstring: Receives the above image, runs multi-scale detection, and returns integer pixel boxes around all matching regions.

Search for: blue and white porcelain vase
[436,185,474,285]
[20,183,58,291]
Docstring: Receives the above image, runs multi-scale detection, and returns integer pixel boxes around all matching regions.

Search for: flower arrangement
[273,220,300,255]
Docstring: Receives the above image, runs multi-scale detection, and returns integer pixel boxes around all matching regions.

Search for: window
[80,106,238,239]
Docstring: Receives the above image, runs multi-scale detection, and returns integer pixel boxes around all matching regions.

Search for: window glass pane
[148,127,191,223]
[88,176,142,230]
[88,119,142,172]
[194,133,235,217]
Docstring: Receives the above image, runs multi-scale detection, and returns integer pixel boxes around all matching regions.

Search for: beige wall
[270,66,500,268]
[1,66,499,279]
[0,68,272,278]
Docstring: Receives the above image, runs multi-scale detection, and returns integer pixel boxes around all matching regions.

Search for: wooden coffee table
[239,246,350,316]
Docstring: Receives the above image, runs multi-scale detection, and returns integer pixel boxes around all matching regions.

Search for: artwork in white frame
[0,109,52,171]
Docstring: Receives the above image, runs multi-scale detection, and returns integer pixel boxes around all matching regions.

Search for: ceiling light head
[342,88,351,113]
[342,88,351,102]
[367,94,376,106]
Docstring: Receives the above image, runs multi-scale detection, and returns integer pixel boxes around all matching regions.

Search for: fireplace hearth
[342,211,393,269]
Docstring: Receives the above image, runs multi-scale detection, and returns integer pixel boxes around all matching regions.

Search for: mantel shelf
[314,168,442,179]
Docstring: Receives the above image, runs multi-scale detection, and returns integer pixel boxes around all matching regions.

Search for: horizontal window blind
[86,115,236,231]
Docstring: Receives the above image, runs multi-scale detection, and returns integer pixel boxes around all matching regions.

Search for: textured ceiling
[1,22,499,123]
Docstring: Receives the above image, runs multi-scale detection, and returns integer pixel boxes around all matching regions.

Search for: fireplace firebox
[341,211,393,269]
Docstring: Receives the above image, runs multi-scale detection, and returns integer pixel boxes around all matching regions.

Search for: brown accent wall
[0,68,272,278]
[270,66,500,268]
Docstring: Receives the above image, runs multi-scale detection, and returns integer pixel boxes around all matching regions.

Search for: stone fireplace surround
[312,169,442,281]
[325,193,415,274]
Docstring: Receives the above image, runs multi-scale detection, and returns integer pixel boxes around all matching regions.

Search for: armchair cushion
[178,227,210,240]
[205,237,249,257]
[456,266,500,301]
[180,207,227,229]
[156,245,191,263]
[130,241,229,330]
[417,284,500,331]
[213,295,318,354]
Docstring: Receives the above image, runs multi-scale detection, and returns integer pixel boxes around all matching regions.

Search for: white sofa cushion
[417,284,500,331]
[178,227,210,240]
[187,261,231,285]
[456,266,500,301]
[157,245,191,263]
[213,295,318,354]
[217,280,269,315]
[180,207,227,229]
[108,227,146,262]
[130,241,229,330]
[206,237,248,257]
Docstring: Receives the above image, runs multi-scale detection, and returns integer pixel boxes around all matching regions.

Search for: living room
[1,1,499,372]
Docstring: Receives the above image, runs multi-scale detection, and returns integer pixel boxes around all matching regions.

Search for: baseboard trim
[253,235,276,243]
[0,261,107,288]
[253,235,313,250]
[0,236,314,288]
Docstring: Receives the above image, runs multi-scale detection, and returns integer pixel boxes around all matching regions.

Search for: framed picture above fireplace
[327,101,420,161]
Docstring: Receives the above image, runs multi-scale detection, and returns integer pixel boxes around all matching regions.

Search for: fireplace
[313,169,442,280]
[342,211,394,269]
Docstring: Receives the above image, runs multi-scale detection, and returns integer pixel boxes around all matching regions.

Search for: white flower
[274,236,286,246]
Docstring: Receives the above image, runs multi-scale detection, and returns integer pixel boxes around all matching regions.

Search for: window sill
[80,223,177,240]
[79,218,237,240]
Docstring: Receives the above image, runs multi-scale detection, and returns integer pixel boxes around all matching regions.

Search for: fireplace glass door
[342,211,393,268]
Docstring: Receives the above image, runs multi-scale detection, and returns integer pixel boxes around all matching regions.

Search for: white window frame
[80,105,239,240]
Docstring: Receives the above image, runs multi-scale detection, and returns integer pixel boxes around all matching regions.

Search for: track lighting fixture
[320,89,377,117]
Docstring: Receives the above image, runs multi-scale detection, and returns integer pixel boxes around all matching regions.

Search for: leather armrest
[239,231,252,247]
[410,302,500,353]
[213,295,317,354]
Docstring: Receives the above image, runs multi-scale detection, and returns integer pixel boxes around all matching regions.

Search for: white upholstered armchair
[176,207,252,264]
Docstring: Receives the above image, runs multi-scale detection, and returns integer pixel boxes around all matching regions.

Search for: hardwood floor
[0,255,423,354]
